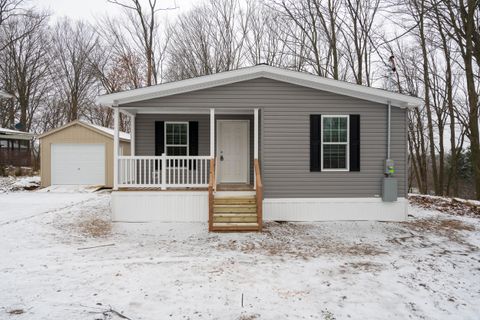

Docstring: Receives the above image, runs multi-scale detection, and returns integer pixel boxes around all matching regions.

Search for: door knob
[220,155,224,161]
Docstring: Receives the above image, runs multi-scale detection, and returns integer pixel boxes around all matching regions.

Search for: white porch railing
[118,154,212,189]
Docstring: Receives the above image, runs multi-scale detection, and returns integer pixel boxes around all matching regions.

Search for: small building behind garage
[39,120,130,188]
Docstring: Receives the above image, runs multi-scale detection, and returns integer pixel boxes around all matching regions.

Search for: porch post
[130,114,135,156]
[254,108,259,159]
[113,106,119,190]
[210,108,215,158]
[254,108,259,189]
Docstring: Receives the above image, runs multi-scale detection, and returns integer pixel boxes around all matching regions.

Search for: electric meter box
[385,158,395,175]
[382,177,398,202]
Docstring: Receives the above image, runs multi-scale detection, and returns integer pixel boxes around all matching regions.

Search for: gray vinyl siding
[262,104,406,198]
[135,114,255,184]
[135,114,210,156]
[127,78,407,198]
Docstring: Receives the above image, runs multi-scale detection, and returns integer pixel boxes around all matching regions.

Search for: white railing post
[130,114,135,156]
[161,153,167,190]
[113,107,120,190]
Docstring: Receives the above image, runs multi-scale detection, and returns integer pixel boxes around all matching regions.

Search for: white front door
[51,144,105,185]
[217,120,249,183]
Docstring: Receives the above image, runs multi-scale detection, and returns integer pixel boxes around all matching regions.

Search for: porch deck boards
[117,187,208,192]
[117,184,253,192]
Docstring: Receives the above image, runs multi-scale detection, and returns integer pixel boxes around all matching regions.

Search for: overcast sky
[35,0,196,22]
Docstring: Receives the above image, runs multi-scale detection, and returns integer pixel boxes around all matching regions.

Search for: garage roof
[38,120,130,142]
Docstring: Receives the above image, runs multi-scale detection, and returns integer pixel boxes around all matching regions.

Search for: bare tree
[50,19,99,122]
[107,0,176,86]
[166,0,250,81]
[0,0,25,51]
[340,0,381,85]
[245,1,293,67]
[405,0,441,195]
[0,11,50,131]
[439,0,480,199]
[269,0,343,78]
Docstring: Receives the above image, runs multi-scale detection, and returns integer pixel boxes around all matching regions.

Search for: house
[96,65,422,231]
[38,120,130,188]
[0,91,35,169]
[0,127,35,168]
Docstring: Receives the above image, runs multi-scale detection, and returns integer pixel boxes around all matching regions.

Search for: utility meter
[383,159,397,202]
[385,159,395,176]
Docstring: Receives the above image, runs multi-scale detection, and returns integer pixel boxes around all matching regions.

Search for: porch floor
[117,187,208,192]
[117,184,253,192]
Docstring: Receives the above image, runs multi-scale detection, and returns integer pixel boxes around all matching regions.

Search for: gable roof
[0,127,34,140]
[96,65,422,109]
[38,120,130,141]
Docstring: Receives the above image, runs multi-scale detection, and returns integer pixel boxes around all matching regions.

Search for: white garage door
[51,144,105,185]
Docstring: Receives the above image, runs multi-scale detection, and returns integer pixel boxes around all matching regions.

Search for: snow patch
[0,176,40,193]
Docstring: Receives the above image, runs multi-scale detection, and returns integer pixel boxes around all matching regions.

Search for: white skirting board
[111,191,209,222]
[263,197,408,221]
[111,192,407,222]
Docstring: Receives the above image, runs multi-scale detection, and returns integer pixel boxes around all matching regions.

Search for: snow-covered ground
[0,176,40,193]
[0,189,479,319]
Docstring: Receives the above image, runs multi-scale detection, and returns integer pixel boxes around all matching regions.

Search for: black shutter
[155,121,165,156]
[349,114,360,171]
[310,115,322,171]
[188,121,198,170]
[155,121,164,170]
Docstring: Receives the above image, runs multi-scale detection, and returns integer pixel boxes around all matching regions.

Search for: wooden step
[213,213,257,223]
[214,198,256,205]
[214,206,256,214]
[214,204,257,208]
[211,222,260,232]
[210,194,260,232]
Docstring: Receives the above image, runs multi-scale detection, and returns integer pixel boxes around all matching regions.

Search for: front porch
[111,107,263,232]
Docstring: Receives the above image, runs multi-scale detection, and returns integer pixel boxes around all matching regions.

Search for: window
[322,115,349,171]
[165,122,189,156]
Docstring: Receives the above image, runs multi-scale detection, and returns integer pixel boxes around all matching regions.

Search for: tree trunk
[461,0,480,199]
[436,9,458,196]
[416,0,440,194]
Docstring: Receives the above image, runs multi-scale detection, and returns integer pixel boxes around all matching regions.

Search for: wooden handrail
[254,159,263,231]
[208,158,215,232]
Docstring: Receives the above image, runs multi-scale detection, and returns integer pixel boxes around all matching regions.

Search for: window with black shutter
[310,114,360,172]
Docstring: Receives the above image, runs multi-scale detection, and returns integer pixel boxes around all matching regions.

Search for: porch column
[130,113,135,156]
[254,108,259,159]
[113,107,119,190]
[254,108,259,189]
[210,108,215,158]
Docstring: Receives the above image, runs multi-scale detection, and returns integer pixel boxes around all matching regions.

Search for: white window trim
[321,115,349,172]
[165,121,189,156]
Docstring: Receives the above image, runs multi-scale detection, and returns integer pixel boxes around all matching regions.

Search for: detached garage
[39,120,130,188]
